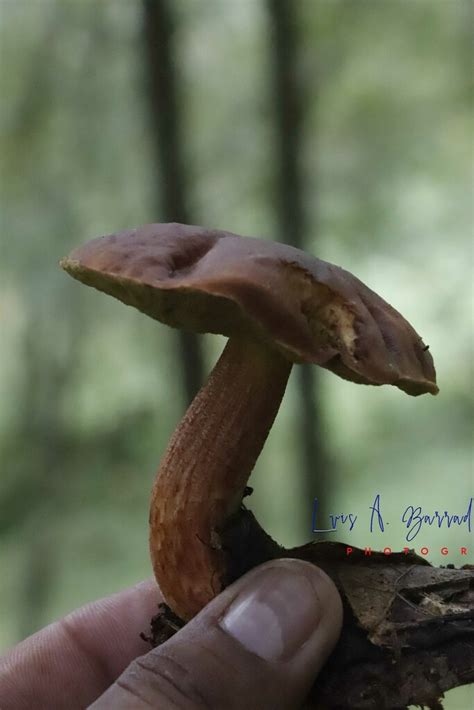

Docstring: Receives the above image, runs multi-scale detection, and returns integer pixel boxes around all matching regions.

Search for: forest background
[0,2,472,707]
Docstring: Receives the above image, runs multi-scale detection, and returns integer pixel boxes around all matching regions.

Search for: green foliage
[0,5,472,706]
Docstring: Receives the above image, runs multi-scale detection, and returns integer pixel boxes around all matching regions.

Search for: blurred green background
[0,1,472,707]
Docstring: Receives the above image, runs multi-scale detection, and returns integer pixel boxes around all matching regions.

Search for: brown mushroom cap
[60,222,438,396]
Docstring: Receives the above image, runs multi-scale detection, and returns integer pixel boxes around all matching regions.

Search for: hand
[0,559,342,709]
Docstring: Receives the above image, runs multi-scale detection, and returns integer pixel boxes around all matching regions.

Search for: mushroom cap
[60,222,438,396]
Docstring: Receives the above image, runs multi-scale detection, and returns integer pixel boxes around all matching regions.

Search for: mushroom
[60,222,438,621]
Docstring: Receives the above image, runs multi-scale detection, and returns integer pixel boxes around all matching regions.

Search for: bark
[142,0,204,403]
[145,507,473,709]
[224,509,474,709]
[267,0,331,529]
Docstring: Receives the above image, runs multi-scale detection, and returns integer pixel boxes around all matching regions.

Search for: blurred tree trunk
[142,0,204,404]
[17,319,57,638]
[16,307,76,637]
[19,534,54,640]
[267,0,331,536]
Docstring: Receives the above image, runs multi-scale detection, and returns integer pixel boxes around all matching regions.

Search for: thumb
[91,559,343,710]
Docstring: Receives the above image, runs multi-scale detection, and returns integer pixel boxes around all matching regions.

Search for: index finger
[0,578,161,710]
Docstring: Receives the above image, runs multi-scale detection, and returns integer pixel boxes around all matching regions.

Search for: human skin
[0,559,342,709]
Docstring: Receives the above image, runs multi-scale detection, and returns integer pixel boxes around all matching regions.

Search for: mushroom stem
[149,336,292,620]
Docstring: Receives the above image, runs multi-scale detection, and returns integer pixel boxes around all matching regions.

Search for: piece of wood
[144,506,473,707]
[223,508,474,709]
